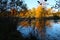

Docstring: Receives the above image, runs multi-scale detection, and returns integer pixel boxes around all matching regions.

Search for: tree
[30,8,36,18]
[0,0,8,12]
[0,0,27,12]
[44,0,47,1]
[52,0,60,11]
[0,0,27,17]
[10,0,27,11]
[35,5,43,18]
[55,0,60,9]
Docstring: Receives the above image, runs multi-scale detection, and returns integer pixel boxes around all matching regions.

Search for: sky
[24,0,39,9]
[24,0,56,9]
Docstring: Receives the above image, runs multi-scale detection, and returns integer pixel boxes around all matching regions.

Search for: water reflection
[46,20,60,40]
[17,20,41,40]
[17,19,60,40]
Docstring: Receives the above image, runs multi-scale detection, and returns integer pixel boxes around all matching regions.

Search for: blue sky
[24,0,39,9]
[24,0,56,9]
[46,0,56,8]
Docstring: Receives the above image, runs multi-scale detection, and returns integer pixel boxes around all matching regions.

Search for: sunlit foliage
[35,5,43,18]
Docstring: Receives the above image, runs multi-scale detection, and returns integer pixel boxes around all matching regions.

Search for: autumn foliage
[0,5,60,31]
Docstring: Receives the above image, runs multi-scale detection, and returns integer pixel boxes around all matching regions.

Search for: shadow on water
[53,15,60,23]
[0,17,30,40]
[45,16,60,40]
[0,17,38,40]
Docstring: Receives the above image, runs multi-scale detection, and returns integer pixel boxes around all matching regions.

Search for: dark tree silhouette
[0,0,8,12]
[9,0,27,11]
[0,0,27,12]
[52,0,60,9]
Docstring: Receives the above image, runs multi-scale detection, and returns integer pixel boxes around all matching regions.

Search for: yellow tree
[46,8,53,17]
[19,10,25,18]
[30,8,36,18]
[19,9,28,18]
[35,5,43,18]
[56,12,60,17]
[25,10,30,18]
